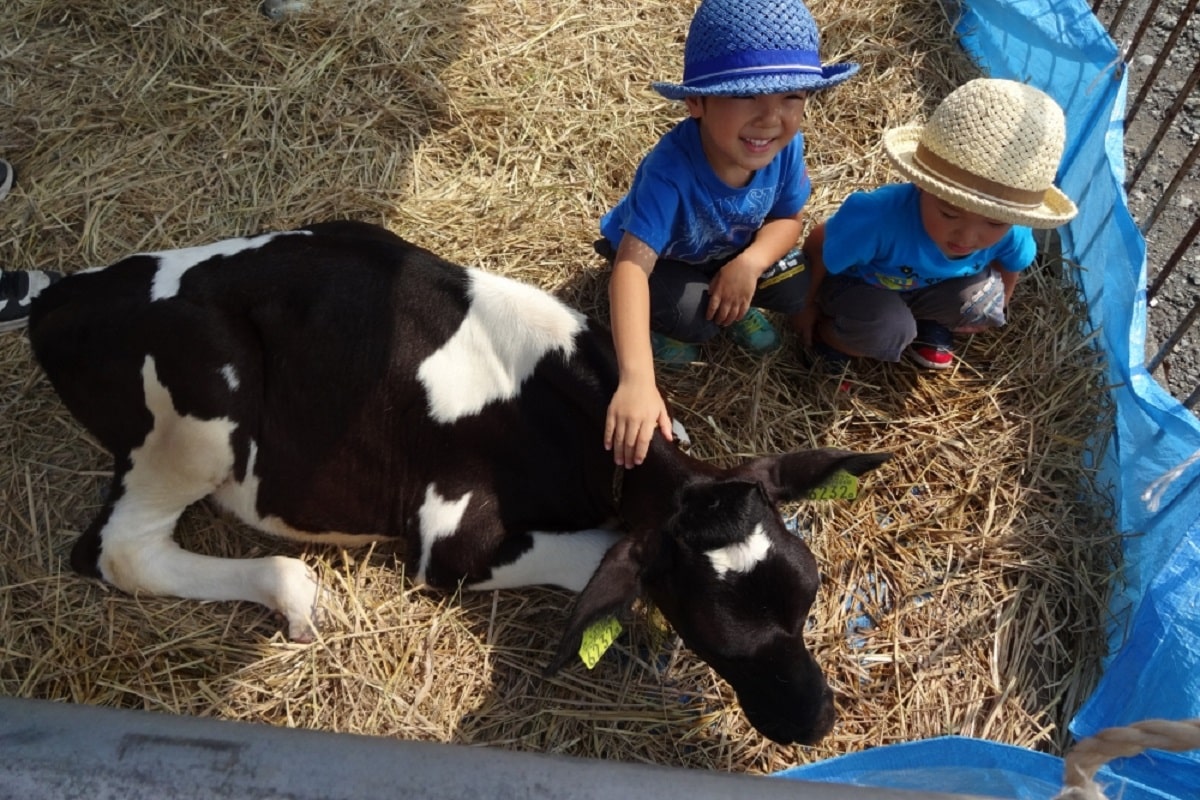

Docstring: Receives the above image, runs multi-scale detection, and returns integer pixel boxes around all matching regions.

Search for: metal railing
[0,696,992,800]
[1094,0,1200,410]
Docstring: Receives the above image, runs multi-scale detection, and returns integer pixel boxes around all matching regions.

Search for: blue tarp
[780,0,1200,796]
[777,736,1176,800]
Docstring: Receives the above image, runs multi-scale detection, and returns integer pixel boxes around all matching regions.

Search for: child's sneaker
[805,330,851,375]
[906,320,954,370]
[0,158,13,202]
[729,308,781,353]
[651,331,700,367]
[813,336,850,368]
[0,270,63,333]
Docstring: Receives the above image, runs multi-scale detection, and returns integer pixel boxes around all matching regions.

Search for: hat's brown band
[914,143,1046,209]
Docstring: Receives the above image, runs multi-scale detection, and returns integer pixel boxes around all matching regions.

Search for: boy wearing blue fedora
[600,0,857,469]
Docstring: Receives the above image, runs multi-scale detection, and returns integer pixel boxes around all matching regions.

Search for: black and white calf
[29,220,889,745]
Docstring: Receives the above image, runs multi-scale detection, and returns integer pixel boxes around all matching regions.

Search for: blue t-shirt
[600,117,812,265]
[822,183,1037,291]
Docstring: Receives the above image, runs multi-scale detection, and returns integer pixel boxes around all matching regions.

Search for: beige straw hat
[883,78,1078,229]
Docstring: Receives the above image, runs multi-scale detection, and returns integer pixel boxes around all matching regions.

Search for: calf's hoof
[263,556,324,643]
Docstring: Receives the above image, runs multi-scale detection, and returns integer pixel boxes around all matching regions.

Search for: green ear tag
[805,469,859,501]
[579,617,623,669]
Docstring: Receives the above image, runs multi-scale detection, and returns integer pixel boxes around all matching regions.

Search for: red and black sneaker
[906,321,954,370]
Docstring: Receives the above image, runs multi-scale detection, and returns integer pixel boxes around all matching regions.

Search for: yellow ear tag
[805,470,859,501]
[578,616,623,669]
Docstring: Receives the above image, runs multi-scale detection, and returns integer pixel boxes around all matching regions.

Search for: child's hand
[951,322,991,334]
[795,305,819,346]
[707,259,759,326]
[605,379,673,468]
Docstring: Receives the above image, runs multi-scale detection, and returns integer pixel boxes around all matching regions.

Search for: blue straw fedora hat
[652,0,859,100]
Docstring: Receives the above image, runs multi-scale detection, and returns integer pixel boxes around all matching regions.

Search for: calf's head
[547,448,890,745]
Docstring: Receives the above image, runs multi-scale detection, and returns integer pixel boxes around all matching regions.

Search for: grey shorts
[595,240,811,343]
[818,269,1006,362]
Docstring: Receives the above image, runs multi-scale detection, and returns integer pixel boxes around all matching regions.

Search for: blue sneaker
[805,330,850,374]
[651,331,699,366]
[728,308,781,353]
[814,338,849,364]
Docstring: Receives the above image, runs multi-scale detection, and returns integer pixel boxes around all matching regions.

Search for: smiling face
[918,189,1013,258]
[684,92,808,187]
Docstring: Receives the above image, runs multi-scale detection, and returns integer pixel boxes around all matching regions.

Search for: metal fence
[0,696,991,800]
[1093,0,1200,410]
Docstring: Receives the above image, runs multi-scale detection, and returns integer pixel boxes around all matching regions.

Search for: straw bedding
[1,0,1118,774]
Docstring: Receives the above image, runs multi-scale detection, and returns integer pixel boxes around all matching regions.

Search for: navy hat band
[682,49,823,90]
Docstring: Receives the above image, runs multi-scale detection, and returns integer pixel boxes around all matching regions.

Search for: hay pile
[1,0,1118,775]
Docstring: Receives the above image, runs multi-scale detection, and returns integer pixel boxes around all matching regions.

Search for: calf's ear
[739,449,892,504]
[544,535,643,676]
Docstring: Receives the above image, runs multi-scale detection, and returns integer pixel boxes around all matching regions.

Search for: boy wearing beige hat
[801,78,1078,370]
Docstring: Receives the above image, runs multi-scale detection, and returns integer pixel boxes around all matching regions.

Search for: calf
[29,220,889,745]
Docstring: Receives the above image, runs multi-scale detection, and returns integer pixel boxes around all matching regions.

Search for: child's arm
[998,264,1020,305]
[707,210,805,326]
[606,232,674,468]
[798,221,829,345]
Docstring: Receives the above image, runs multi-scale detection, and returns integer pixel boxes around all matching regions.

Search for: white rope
[1052,719,1200,800]
[1140,445,1200,512]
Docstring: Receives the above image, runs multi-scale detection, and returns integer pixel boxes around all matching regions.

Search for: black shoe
[0,270,63,333]
[0,158,13,202]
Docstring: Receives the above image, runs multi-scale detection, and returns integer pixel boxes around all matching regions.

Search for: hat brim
[883,125,1077,229]
[652,62,859,101]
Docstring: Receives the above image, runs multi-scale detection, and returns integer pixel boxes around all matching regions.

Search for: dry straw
[2,0,1117,776]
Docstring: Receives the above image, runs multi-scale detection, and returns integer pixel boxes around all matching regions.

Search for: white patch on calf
[418,268,586,423]
[672,418,691,448]
[706,524,772,579]
[97,356,322,641]
[148,230,312,300]
[220,364,240,391]
[470,529,622,593]
[415,484,473,583]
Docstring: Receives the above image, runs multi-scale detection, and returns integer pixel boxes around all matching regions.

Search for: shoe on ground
[651,331,700,367]
[906,320,955,370]
[728,308,781,353]
[0,159,13,203]
[806,330,851,374]
[0,269,63,333]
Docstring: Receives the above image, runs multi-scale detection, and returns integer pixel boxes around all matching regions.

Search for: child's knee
[833,312,916,362]
[651,305,720,344]
[753,248,810,314]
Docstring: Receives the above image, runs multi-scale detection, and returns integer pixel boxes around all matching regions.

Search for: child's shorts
[818,268,1005,362]
[594,240,811,343]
